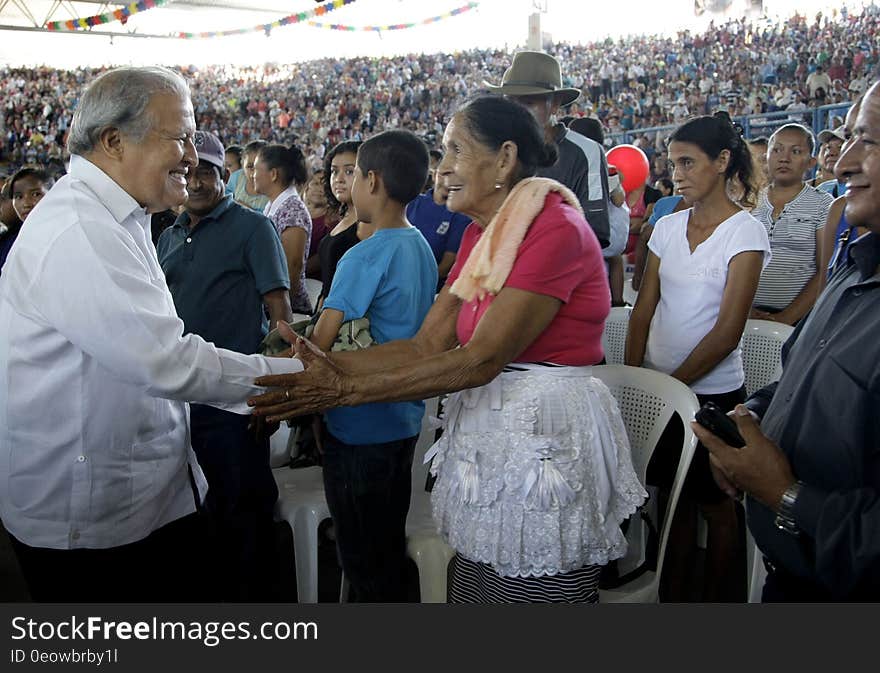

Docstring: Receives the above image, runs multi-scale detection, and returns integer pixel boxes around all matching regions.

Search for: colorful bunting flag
[306,2,479,32]
[46,0,167,31]
[176,0,359,39]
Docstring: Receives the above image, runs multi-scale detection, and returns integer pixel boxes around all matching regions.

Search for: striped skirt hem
[448,553,601,603]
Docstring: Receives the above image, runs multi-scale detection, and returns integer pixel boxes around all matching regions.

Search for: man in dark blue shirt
[693,81,880,601]
[157,130,292,601]
[405,177,469,287]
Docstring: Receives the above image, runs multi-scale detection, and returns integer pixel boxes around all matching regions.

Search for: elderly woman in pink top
[249,96,645,603]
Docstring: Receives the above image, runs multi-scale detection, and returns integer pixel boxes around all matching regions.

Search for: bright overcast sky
[0,0,867,67]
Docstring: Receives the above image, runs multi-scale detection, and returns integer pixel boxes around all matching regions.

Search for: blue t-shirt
[647,195,684,226]
[323,226,438,444]
[405,190,470,265]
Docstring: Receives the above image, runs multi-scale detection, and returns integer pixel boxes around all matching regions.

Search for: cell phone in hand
[695,401,746,448]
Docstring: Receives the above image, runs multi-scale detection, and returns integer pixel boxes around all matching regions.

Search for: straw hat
[483,51,581,106]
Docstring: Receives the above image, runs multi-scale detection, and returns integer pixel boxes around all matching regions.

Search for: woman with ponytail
[251,95,646,603]
[253,144,313,315]
[625,114,771,601]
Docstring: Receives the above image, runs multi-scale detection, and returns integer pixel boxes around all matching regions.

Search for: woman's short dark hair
[257,144,308,188]
[457,95,558,184]
[243,140,266,157]
[656,177,674,194]
[770,123,816,155]
[669,113,758,209]
[8,167,54,195]
[323,140,362,212]
[357,130,429,205]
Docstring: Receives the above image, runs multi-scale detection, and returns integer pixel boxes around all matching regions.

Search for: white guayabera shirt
[0,155,302,550]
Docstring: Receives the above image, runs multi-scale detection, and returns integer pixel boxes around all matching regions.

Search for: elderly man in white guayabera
[0,66,301,602]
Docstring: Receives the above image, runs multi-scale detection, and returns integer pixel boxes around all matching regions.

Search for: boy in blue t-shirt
[310,130,437,602]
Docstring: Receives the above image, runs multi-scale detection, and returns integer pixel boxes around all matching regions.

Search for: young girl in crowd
[626,113,771,601]
[0,167,53,274]
[316,141,373,308]
[253,143,313,315]
[302,169,335,281]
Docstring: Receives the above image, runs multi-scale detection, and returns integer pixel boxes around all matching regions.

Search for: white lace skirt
[428,365,647,578]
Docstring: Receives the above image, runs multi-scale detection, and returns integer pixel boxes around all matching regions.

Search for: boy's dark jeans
[321,428,417,602]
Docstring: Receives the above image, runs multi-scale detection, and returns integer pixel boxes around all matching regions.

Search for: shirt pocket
[770,217,815,253]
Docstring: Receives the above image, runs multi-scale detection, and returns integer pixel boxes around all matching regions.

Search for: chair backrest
[601,306,632,365]
[304,277,322,309]
[741,319,793,396]
[591,365,700,601]
[412,397,440,492]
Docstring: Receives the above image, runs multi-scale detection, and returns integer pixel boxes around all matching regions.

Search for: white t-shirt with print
[645,208,771,394]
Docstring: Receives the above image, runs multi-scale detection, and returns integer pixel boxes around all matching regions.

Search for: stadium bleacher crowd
[2,4,880,606]
[2,7,878,174]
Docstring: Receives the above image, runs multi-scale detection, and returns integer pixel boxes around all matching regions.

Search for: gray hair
[67,66,191,156]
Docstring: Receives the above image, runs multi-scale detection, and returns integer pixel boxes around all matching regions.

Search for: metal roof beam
[10,0,40,27]
[0,23,173,38]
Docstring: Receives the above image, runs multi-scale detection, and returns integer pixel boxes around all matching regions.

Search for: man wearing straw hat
[485,50,611,248]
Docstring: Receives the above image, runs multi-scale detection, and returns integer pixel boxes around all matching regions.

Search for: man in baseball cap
[157,129,293,601]
[815,126,846,195]
[484,51,611,248]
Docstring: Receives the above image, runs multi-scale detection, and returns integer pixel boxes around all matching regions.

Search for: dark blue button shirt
[157,195,289,355]
[405,190,470,265]
[746,232,880,599]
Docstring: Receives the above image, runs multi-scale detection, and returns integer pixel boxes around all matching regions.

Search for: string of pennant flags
[176,0,360,39]
[306,2,479,32]
[43,0,478,39]
[46,0,168,31]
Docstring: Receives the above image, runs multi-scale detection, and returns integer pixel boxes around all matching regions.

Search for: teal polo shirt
[157,195,289,355]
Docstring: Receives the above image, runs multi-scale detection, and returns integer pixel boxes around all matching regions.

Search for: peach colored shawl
[450,177,583,302]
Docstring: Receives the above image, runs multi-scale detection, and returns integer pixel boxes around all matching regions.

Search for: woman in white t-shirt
[626,113,771,602]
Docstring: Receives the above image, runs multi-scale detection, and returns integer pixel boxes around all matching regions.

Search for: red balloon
[606,144,650,193]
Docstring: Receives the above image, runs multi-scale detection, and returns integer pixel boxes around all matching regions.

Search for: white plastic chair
[740,319,793,396]
[739,320,792,599]
[273,397,440,603]
[404,397,454,603]
[622,281,639,307]
[273,464,330,603]
[591,365,700,603]
[304,277,322,309]
[745,514,767,603]
[269,421,293,468]
[601,306,632,365]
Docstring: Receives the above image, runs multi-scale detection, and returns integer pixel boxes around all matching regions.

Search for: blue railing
[606,102,853,147]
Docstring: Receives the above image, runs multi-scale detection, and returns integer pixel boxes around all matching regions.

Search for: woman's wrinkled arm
[248,287,562,419]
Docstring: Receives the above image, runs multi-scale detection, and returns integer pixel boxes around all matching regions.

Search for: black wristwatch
[774,481,803,536]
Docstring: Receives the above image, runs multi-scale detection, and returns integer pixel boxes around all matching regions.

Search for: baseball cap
[193,130,225,171]
[817,127,846,144]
